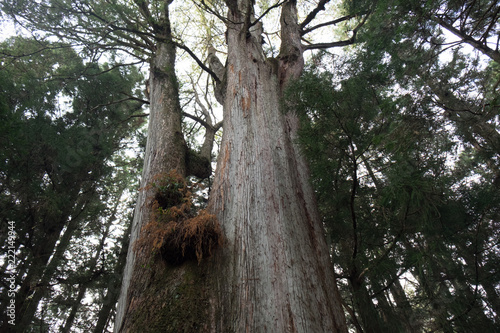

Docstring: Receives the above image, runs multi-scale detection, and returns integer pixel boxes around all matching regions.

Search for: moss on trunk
[128,260,212,333]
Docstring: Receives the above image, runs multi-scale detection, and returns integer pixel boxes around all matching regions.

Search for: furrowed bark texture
[114,36,190,332]
[207,0,347,331]
[115,1,347,331]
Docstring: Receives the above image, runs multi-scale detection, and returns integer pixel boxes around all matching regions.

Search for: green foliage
[0,36,145,331]
[286,10,500,326]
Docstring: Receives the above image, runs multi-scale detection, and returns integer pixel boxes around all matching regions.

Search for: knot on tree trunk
[208,47,227,104]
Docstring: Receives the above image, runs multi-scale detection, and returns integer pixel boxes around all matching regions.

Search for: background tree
[0,36,145,332]
[1,0,221,331]
[286,0,499,331]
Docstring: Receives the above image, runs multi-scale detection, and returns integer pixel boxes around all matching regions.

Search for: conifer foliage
[287,0,499,331]
[0,37,145,332]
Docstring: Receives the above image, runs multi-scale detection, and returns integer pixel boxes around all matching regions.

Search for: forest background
[0,0,499,332]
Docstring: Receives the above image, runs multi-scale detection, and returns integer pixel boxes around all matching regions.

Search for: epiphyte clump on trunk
[135,171,223,265]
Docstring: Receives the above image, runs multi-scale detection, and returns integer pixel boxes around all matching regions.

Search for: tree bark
[114,6,192,329]
[8,187,93,333]
[205,0,347,331]
[389,276,421,333]
[349,274,385,333]
[115,1,347,332]
[432,15,500,65]
[93,219,131,333]
[61,196,120,333]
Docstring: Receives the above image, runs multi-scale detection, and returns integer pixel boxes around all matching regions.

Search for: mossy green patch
[128,260,212,333]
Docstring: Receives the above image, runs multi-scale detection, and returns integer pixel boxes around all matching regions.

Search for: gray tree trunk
[205,0,347,331]
[62,195,121,333]
[13,189,93,333]
[114,34,188,331]
[93,220,131,333]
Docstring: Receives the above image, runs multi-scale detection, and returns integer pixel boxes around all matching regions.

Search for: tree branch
[433,15,500,64]
[173,41,221,83]
[190,77,214,126]
[213,120,223,131]
[182,111,212,130]
[182,111,223,132]
[196,0,231,25]
[301,14,355,36]
[300,0,331,30]
[132,0,154,25]
[250,0,288,28]
[304,38,355,50]
[87,96,145,114]
[303,11,370,50]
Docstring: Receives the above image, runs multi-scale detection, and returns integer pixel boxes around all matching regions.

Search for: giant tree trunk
[206,0,347,331]
[115,1,347,332]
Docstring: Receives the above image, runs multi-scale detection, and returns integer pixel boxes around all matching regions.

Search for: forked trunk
[114,1,347,332]
[206,0,347,331]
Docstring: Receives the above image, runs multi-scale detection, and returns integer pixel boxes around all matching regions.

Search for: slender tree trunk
[349,275,384,333]
[15,214,78,332]
[0,177,96,333]
[62,197,119,333]
[61,285,86,332]
[9,188,92,333]
[482,280,500,318]
[93,220,131,333]
[7,214,67,333]
[389,276,421,333]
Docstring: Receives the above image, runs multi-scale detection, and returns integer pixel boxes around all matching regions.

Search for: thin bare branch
[301,14,355,36]
[300,0,331,30]
[433,15,500,64]
[250,0,287,28]
[190,77,213,126]
[173,41,221,83]
[87,96,145,114]
[479,5,500,43]
[182,111,213,129]
[304,38,355,50]
[195,0,231,24]
[303,11,370,50]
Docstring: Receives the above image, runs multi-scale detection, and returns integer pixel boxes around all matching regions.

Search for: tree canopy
[0,36,145,332]
[285,0,500,330]
[0,0,499,332]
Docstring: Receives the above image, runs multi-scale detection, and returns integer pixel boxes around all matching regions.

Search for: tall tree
[116,0,362,331]
[1,0,366,331]
[284,0,500,330]
[0,36,144,332]
[200,0,352,331]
